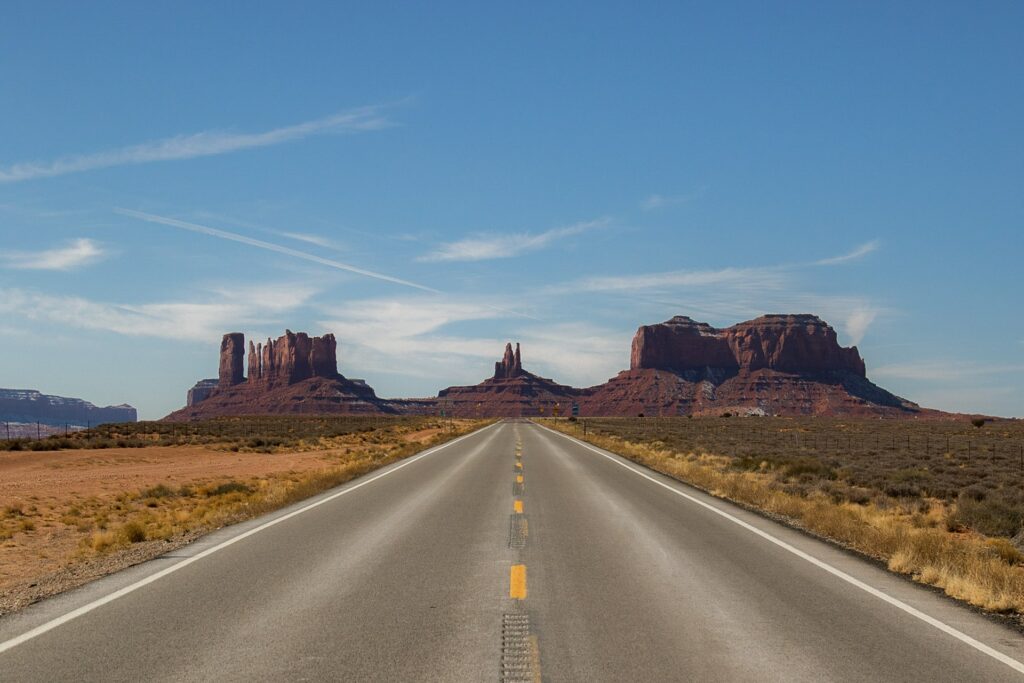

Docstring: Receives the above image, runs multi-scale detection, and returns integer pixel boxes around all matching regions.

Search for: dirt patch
[402,428,444,444]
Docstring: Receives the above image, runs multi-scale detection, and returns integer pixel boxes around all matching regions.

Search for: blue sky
[1,2,1022,419]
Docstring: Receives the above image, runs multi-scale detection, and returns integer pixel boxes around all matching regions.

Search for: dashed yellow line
[516,474,524,484]
[513,499,523,514]
[510,564,527,599]
[515,461,523,469]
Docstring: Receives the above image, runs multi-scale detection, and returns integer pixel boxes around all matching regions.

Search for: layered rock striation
[582,314,917,417]
[630,315,865,377]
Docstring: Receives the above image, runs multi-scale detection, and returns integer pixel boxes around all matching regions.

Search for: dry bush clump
[546,417,1024,614]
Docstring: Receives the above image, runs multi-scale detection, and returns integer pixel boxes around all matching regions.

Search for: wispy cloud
[555,243,887,345]
[640,188,705,211]
[320,297,510,383]
[418,218,607,262]
[814,239,880,266]
[319,296,625,392]
[0,106,390,183]
[872,361,1024,382]
[572,266,788,294]
[0,283,318,342]
[844,306,877,346]
[1,238,106,270]
[115,209,438,292]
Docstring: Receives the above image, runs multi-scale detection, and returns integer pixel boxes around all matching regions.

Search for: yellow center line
[513,499,523,514]
[516,474,524,484]
[510,564,527,599]
[515,461,523,469]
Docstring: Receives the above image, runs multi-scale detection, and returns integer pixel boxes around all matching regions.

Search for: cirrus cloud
[418,218,608,262]
[1,238,106,270]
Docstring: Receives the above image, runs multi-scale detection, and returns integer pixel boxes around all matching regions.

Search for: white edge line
[0,422,500,655]
[535,422,1024,675]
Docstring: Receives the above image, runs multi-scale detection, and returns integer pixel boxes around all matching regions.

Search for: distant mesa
[0,388,137,428]
[582,314,919,417]
[437,342,578,417]
[186,379,218,407]
[630,314,866,377]
[168,315,938,420]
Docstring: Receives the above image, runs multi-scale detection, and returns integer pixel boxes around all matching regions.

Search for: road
[1,420,1024,681]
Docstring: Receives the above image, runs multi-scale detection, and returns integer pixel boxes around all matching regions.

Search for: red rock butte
[167,331,392,420]
[437,342,578,417]
[166,315,944,420]
[582,314,919,417]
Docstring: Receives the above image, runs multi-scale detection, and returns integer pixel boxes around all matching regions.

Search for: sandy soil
[0,426,448,614]
[0,447,337,503]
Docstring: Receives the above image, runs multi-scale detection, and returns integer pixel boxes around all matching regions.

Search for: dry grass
[543,418,1024,614]
[66,420,486,556]
[0,417,489,612]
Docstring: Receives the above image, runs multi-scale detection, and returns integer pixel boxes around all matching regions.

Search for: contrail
[115,209,439,293]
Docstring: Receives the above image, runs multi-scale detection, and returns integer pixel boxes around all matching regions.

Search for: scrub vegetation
[544,416,1024,616]
[0,415,419,452]
[0,416,488,615]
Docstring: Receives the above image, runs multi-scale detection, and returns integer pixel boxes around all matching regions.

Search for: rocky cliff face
[494,342,524,379]
[310,334,338,378]
[186,379,219,407]
[631,315,866,377]
[0,388,137,426]
[218,333,245,387]
[215,330,341,388]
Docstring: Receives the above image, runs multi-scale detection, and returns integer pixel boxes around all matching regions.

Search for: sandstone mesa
[168,314,936,420]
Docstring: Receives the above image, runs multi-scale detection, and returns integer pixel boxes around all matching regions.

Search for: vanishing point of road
[2,420,1024,681]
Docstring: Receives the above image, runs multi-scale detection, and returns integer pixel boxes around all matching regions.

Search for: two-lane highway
[1,420,1023,681]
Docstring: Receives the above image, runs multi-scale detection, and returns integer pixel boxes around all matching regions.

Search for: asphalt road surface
[2,420,1024,681]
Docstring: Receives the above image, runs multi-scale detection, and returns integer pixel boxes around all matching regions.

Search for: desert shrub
[733,456,765,472]
[207,481,252,497]
[781,457,836,481]
[3,503,25,518]
[139,484,175,499]
[119,521,147,543]
[949,490,1024,538]
[972,418,986,429]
